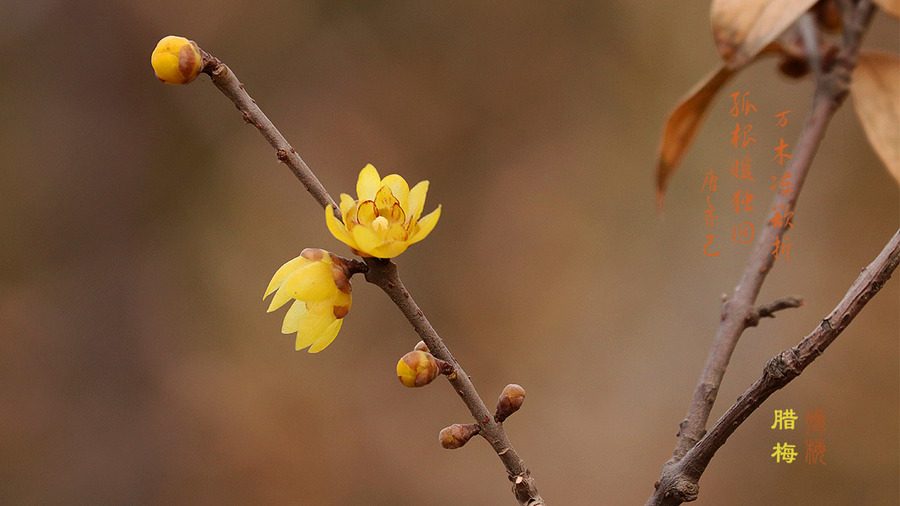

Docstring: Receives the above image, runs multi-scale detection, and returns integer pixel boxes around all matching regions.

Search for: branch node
[745,296,804,327]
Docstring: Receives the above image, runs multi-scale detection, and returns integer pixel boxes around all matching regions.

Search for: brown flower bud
[439,423,480,449]
[495,383,526,423]
[414,340,429,353]
[396,350,440,388]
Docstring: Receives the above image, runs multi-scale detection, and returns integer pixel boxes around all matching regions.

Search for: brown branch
[668,49,840,466]
[651,227,899,504]
[745,296,804,328]
[648,2,877,504]
[363,258,545,505]
[198,51,338,214]
[187,44,543,506]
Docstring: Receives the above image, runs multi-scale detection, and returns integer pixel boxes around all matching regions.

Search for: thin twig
[192,45,543,506]
[745,296,804,327]
[364,258,545,505]
[198,51,338,214]
[652,228,899,504]
[648,2,876,504]
[669,48,838,465]
[797,12,823,79]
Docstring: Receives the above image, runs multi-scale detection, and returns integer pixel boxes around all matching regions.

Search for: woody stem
[363,258,545,506]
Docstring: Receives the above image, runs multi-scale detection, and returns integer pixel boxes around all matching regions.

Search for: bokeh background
[1,1,897,504]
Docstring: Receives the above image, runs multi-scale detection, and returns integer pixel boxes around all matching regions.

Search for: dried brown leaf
[875,0,899,18]
[711,0,818,68]
[656,65,737,207]
[851,50,900,184]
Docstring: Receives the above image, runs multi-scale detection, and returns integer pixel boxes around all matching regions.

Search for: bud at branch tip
[495,383,526,423]
[151,35,203,85]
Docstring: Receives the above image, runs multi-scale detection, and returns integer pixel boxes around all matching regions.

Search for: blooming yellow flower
[264,248,352,353]
[151,35,202,85]
[326,164,441,258]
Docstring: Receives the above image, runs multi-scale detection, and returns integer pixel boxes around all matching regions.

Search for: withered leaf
[851,50,900,185]
[711,0,818,68]
[874,0,899,18]
[656,65,737,207]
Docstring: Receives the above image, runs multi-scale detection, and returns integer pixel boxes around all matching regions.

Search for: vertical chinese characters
[725,92,758,253]
[770,110,796,262]
[770,408,799,464]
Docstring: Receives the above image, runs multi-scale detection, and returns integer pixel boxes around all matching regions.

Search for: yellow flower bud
[151,35,202,85]
[439,423,480,449]
[494,383,526,423]
[396,350,440,388]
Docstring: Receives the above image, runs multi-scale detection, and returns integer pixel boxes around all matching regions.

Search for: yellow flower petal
[380,174,410,209]
[264,255,308,298]
[334,289,352,311]
[407,205,441,244]
[386,222,409,242]
[267,285,294,312]
[374,186,399,215]
[294,303,337,350]
[351,224,385,257]
[308,319,343,353]
[281,299,308,334]
[325,206,356,248]
[371,241,410,259]
[356,164,381,201]
[338,193,356,219]
[281,261,336,301]
[407,180,429,222]
[385,202,406,225]
[356,200,378,227]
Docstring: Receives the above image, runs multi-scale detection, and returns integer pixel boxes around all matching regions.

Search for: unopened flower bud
[495,383,526,423]
[414,340,429,353]
[439,423,480,449]
[151,36,202,85]
[396,350,440,388]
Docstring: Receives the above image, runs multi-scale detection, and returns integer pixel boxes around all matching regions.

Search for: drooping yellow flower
[264,248,352,353]
[151,35,202,85]
[326,164,441,258]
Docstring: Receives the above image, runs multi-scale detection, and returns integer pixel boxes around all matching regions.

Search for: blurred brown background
[1,1,897,505]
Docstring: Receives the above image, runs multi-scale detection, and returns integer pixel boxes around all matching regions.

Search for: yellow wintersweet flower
[151,35,202,85]
[264,248,352,353]
[326,164,441,258]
